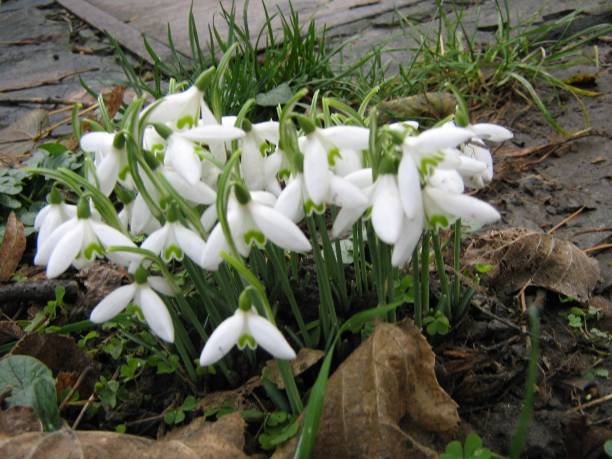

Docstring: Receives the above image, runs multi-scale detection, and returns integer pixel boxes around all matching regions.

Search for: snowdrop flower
[141,205,206,266]
[90,266,175,342]
[35,197,139,278]
[458,139,492,189]
[81,131,129,196]
[200,297,296,366]
[34,187,76,249]
[330,168,374,238]
[466,123,513,142]
[145,68,215,127]
[238,119,283,193]
[201,185,311,271]
[298,117,370,205]
[370,164,405,245]
[423,169,500,229]
[153,122,244,185]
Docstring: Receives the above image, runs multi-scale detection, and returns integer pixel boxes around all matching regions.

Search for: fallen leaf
[0,321,24,345]
[263,348,324,389]
[274,321,459,459]
[11,334,96,397]
[102,85,126,119]
[77,262,128,308]
[464,227,600,302]
[0,412,249,458]
[0,110,49,164]
[0,407,41,440]
[0,212,26,282]
[376,92,456,124]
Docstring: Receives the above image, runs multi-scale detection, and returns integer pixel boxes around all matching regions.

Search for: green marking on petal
[238,334,257,350]
[83,242,104,261]
[177,115,194,130]
[327,147,340,166]
[163,245,183,262]
[420,156,442,176]
[151,143,165,153]
[429,214,450,230]
[244,230,266,248]
[278,169,291,181]
[304,200,326,216]
[118,165,130,181]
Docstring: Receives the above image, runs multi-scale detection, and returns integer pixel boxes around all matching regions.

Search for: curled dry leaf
[376,92,456,124]
[0,212,26,282]
[0,412,248,459]
[464,227,600,302]
[263,348,324,389]
[275,321,459,459]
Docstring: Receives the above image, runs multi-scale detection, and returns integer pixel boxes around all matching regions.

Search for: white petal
[471,123,513,141]
[173,224,206,265]
[331,205,367,239]
[274,177,304,223]
[398,155,422,219]
[80,132,113,154]
[251,191,277,208]
[166,135,202,184]
[94,152,120,196]
[181,125,245,142]
[46,223,84,278]
[333,148,362,177]
[457,156,487,174]
[35,219,77,265]
[90,284,136,323]
[303,136,330,205]
[199,312,245,366]
[371,175,403,244]
[141,225,170,256]
[344,168,373,188]
[164,170,216,205]
[131,194,155,234]
[137,287,174,342]
[241,139,267,190]
[391,215,424,267]
[428,169,464,194]
[147,276,175,296]
[247,313,296,360]
[426,188,500,228]
[34,205,52,230]
[328,175,368,209]
[253,121,280,144]
[91,221,137,253]
[200,223,228,271]
[37,208,64,249]
[249,202,311,252]
[147,86,201,124]
[320,126,370,151]
[405,125,473,154]
[200,205,218,232]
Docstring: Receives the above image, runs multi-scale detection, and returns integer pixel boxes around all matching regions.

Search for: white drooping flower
[201,186,311,271]
[90,268,175,342]
[423,169,500,229]
[81,131,130,196]
[34,188,76,249]
[140,207,206,266]
[330,168,374,238]
[237,119,283,193]
[34,198,139,278]
[199,306,296,366]
[154,123,245,185]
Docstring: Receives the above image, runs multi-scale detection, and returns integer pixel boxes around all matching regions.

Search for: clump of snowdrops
[31,57,511,416]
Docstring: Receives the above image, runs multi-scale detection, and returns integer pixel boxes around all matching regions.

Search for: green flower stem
[452,220,462,311]
[221,252,303,414]
[420,232,431,317]
[306,217,338,346]
[352,225,363,296]
[365,222,385,306]
[412,243,422,328]
[431,230,451,320]
[125,140,163,222]
[355,221,369,293]
[315,214,348,311]
[267,245,313,348]
[184,259,223,326]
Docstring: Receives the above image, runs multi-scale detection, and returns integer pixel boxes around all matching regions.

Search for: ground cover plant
[0,1,610,458]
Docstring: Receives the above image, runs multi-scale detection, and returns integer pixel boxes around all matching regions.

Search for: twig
[125,413,165,427]
[0,97,84,106]
[37,103,99,139]
[584,243,612,254]
[547,206,585,234]
[72,368,119,430]
[0,280,79,303]
[573,226,612,236]
[59,366,92,412]
[566,393,612,414]
[471,302,526,335]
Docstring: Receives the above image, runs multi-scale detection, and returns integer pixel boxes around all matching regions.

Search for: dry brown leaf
[263,348,324,389]
[0,321,24,345]
[0,406,41,440]
[464,227,600,302]
[11,334,96,397]
[0,212,26,282]
[0,110,49,164]
[102,85,126,119]
[376,92,456,124]
[275,321,459,459]
[77,262,128,308]
[0,412,248,459]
